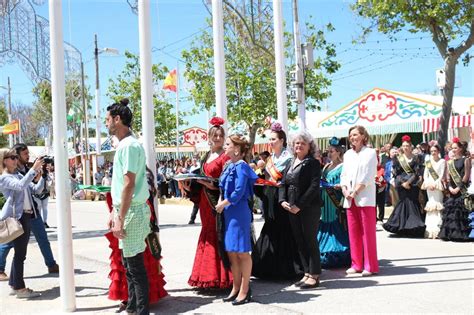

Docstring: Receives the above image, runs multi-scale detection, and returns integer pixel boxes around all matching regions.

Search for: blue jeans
[0,215,56,272]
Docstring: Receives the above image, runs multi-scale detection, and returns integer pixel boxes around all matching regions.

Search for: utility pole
[81,61,91,185]
[7,77,13,147]
[290,0,313,132]
[94,34,101,155]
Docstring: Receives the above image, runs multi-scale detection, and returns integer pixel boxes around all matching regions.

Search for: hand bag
[0,201,24,244]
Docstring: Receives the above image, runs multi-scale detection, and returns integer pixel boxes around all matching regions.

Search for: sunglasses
[5,155,19,160]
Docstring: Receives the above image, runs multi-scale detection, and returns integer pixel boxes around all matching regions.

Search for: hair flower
[209,116,225,127]
[271,122,282,132]
[401,135,411,143]
[329,137,340,146]
[452,137,460,143]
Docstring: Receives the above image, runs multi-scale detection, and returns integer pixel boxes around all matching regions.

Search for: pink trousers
[347,204,379,273]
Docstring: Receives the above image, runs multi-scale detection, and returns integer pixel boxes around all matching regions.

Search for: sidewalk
[0,200,472,314]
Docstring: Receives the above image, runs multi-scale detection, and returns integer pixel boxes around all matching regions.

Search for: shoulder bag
[0,194,24,244]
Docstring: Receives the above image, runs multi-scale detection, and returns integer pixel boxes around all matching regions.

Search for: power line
[336,35,432,46]
[332,58,415,81]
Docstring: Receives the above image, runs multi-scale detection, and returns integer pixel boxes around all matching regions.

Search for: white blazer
[340,146,377,208]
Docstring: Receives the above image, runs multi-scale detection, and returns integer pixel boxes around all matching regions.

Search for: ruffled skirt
[439,196,472,242]
[317,220,351,269]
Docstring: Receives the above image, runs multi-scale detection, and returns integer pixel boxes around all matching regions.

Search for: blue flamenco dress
[219,161,258,252]
[317,163,351,268]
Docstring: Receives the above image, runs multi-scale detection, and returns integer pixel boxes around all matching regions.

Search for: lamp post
[94,34,118,156]
[0,77,13,147]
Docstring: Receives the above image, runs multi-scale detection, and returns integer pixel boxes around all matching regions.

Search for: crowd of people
[0,97,473,313]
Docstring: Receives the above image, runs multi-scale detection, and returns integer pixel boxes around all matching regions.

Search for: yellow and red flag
[2,120,20,135]
[163,69,177,92]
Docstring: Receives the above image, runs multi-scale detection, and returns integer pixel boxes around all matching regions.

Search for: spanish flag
[2,120,20,135]
[163,69,177,92]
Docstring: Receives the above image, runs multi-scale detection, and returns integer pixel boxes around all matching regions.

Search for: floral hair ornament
[329,137,340,146]
[452,137,460,144]
[209,116,225,127]
[271,122,283,132]
[428,140,438,147]
[401,135,411,143]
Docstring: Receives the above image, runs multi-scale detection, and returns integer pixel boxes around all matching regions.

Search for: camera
[43,156,54,164]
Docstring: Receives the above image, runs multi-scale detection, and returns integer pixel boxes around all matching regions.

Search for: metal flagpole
[138,0,159,222]
[48,0,76,311]
[212,0,227,131]
[292,0,306,131]
[273,0,288,133]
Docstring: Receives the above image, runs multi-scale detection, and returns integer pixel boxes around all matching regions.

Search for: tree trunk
[436,56,456,156]
[248,122,259,159]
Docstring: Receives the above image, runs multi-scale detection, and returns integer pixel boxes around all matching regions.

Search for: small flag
[163,69,177,92]
[2,120,20,135]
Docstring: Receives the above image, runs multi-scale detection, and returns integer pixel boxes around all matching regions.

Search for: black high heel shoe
[222,292,239,302]
[232,289,252,306]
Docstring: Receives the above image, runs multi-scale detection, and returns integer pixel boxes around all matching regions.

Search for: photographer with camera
[0,144,59,284]
[34,156,53,228]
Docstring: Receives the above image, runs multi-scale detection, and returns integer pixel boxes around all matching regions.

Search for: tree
[352,0,474,153]
[11,102,41,146]
[31,76,93,146]
[0,98,9,148]
[107,51,186,145]
[182,1,340,146]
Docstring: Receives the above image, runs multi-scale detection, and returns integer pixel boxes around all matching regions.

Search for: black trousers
[189,203,199,223]
[122,252,149,315]
[288,206,321,275]
[376,190,385,221]
[9,213,31,290]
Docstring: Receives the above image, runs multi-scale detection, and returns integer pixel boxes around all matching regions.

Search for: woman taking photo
[421,144,445,239]
[0,149,45,298]
[216,134,258,305]
[252,122,303,279]
[318,137,350,269]
[186,117,233,289]
[279,131,322,288]
[439,138,472,242]
[383,135,426,238]
[341,126,379,276]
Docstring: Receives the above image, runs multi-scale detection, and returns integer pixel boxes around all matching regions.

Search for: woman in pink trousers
[340,125,379,276]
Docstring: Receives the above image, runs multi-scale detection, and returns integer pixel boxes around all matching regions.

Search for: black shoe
[44,223,50,228]
[222,292,238,302]
[299,277,320,289]
[115,301,127,313]
[232,289,251,305]
[294,280,304,287]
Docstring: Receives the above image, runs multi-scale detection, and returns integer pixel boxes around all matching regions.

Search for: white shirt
[340,146,377,208]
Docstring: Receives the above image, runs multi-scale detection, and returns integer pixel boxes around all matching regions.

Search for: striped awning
[422,115,473,134]
[311,121,421,139]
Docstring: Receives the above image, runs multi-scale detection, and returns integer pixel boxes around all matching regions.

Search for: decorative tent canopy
[312,88,474,139]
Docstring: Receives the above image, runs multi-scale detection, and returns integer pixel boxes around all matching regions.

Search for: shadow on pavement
[24,268,94,280]
[152,294,219,313]
[33,285,108,301]
[386,254,474,261]
[37,229,109,242]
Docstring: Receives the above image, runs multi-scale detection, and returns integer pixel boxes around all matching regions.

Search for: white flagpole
[48,0,76,311]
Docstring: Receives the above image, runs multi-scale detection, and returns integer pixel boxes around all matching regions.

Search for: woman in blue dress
[216,134,258,305]
[318,138,351,268]
[252,122,303,279]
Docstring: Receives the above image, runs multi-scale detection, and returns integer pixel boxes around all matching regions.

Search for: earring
[234,151,239,156]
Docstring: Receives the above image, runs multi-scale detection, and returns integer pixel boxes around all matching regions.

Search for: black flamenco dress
[383,154,426,237]
[439,157,472,242]
[252,151,304,280]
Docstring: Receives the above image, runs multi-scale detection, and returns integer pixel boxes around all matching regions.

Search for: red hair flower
[452,137,460,143]
[209,116,225,127]
[401,135,411,143]
[271,122,282,132]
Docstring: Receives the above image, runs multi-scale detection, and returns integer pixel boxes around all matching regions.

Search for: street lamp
[0,77,13,147]
[94,34,118,156]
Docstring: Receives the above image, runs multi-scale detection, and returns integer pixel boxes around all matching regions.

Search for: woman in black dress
[252,123,303,280]
[279,131,322,289]
[383,135,426,237]
[439,139,472,242]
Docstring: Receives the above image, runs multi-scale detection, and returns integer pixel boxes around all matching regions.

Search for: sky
[0,0,473,135]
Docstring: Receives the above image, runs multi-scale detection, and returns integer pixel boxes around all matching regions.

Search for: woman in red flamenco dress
[105,168,167,312]
[186,117,233,289]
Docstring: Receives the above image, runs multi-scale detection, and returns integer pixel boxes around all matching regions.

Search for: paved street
[0,199,473,314]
